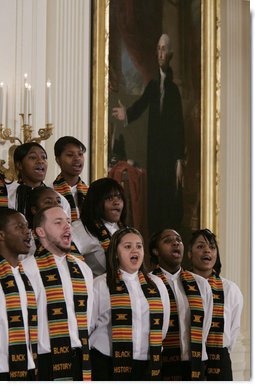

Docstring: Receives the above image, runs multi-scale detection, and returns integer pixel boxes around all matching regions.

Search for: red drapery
[110,0,163,85]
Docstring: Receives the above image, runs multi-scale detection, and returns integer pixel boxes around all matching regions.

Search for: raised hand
[112,100,126,121]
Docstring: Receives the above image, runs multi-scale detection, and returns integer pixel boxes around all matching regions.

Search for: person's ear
[55,156,60,167]
[15,161,22,172]
[152,248,159,257]
[35,226,45,238]
[0,230,5,241]
[31,206,37,216]
[187,250,192,260]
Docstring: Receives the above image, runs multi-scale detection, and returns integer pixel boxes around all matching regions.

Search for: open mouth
[62,233,71,244]
[172,248,181,257]
[201,255,212,262]
[111,208,121,213]
[34,166,45,174]
[130,255,139,263]
[72,163,82,171]
[23,238,31,248]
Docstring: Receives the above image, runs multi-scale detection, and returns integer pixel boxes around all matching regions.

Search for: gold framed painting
[91,0,220,255]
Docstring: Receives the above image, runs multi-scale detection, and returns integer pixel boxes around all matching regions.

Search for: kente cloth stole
[70,241,84,260]
[206,271,225,380]
[0,174,8,207]
[110,270,163,381]
[0,255,38,381]
[33,231,83,262]
[53,174,88,221]
[152,266,182,381]
[95,221,112,251]
[180,270,204,380]
[35,246,91,381]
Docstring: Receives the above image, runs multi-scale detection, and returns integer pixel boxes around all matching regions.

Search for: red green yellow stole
[53,174,88,221]
[35,246,91,381]
[181,270,204,380]
[0,255,38,380]
[33,230,83,261]
[110,270,163,381]
[0,173,8,207]
[206,271,225,380]
[95,221,112,251]
[152,266,182,380]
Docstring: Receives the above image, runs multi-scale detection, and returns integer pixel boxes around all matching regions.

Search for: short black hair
[149,229,164,265]
[54,136,86,157]
[0,208,20,231]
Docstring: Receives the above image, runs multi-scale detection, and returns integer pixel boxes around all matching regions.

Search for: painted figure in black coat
[112,34,185,235]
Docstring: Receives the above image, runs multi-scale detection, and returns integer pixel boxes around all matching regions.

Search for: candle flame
[47,80,51,88]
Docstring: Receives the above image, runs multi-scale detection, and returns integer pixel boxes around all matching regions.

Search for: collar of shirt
[11,265,20,274]
[159,67,166,79]
[161,266,182,281]
[53,254,66,264]
[103,220,119,235]
[119,269,139,281]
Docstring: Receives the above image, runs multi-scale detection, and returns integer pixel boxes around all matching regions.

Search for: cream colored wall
[219,0,250,380]
[0,0,251,380]
[0,0,91,183]
[45,0,91,184]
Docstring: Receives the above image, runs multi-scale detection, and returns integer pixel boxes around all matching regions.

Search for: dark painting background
[108,0,201,267]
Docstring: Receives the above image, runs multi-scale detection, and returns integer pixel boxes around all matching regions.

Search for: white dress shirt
[22,254,94,354]
[213,277,243,352]
[89,270,170,360]
[0,266,36,372]
[160,267,213,361]
[7,181,71,218]
[71,219,119,277]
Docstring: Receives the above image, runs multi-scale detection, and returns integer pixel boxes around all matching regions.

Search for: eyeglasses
[104,193,123,202]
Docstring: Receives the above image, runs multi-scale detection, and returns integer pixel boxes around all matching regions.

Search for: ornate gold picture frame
[91,0,220,244]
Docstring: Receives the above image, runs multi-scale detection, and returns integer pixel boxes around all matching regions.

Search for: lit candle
[28,84,32,126]
[0,82,3,125]
[46,80,52,124]
[23,73,28,124]
[24,82,28,125]
[5,85,8,128]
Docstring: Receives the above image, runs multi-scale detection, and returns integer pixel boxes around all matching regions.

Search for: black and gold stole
[95,221,124,251]
[35,246,91,381]
[0,173,8,207]
[181,270,204,380]
[110,270,163,381]
[206,271,225,380]
[95,221,112,251]
[0,255,38,380]
[53,174,88,221]
[152,266,182,380]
